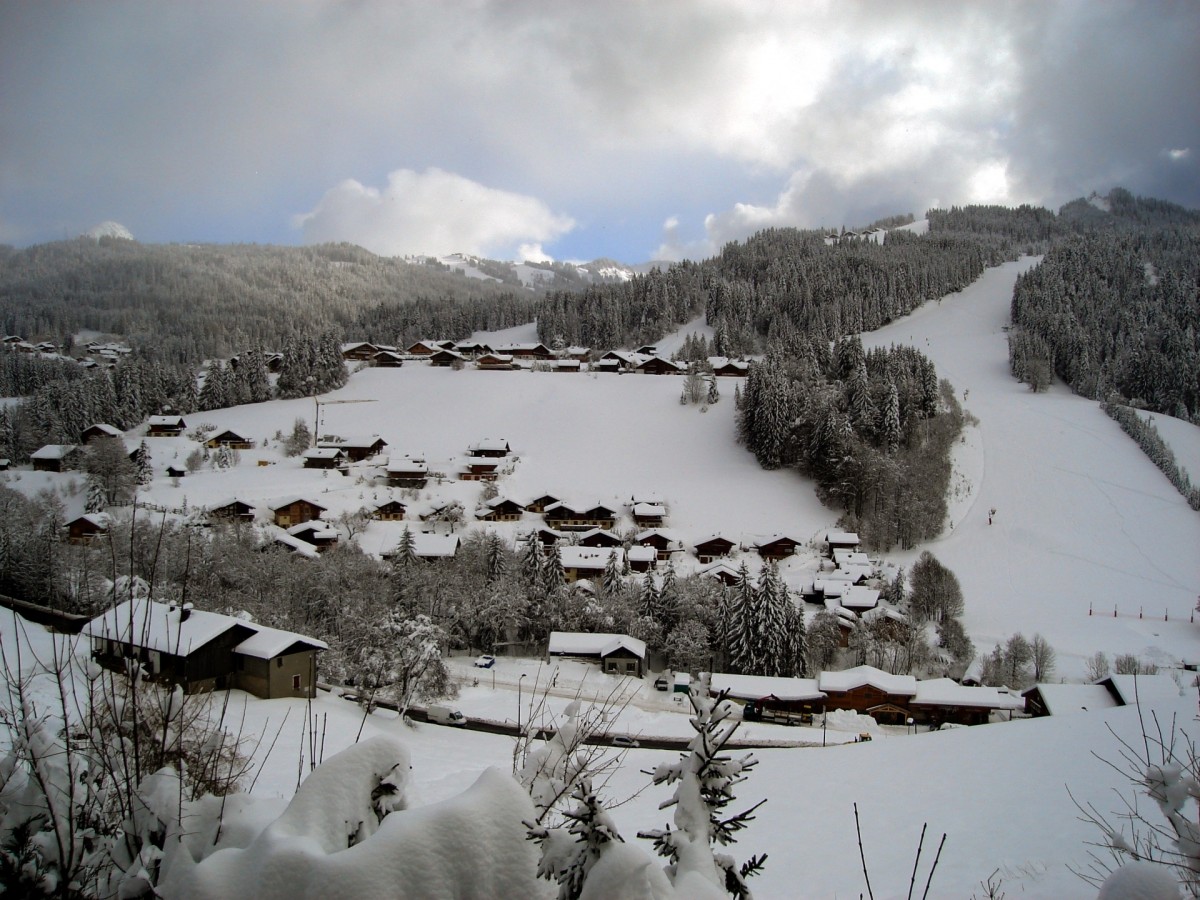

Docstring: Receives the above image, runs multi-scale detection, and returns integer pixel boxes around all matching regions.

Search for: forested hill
[1002,190,1200,421]
[536,224,1011,355]
[0,239,541,363]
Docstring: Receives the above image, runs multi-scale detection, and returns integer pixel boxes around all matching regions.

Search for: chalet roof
[544,500,617,517]
[819,665,917,697]
[319,435,387,450]
[468,438,511,454]
[694,534,735,548]
[1022,683,1118,716]
[912,679,1023,711]
[754,534,800,549]
[341,341,377,353]
[463,455,500,469]
[576,527,621,544]
[700,560,741,581]
[68,513,110,530]
[411,532,459,558]
[274,533,321,558]
[375,499,407,510]
[627,545,657,562]
[547,631,646,660]
[708,357,749,372]
[234,626,329,660]
[476,353,514,364]
[373,350,405,362]
[635,528,676,543]
[32,444,78,459]
[429,348,466,360]
[839,586,881,611]
[632,503,666,517]
[147,415,186,427]
[559,546,621,570]
[302,447,346,461]
[270,496,328,512]
[209,498,255,512]
[1098,674,1186,707]
[636,356,685,372]
[385,455,428,473]
[833,549,871,567]
[84,423,124,438]
[709,673,826,703]
[825,531,861,545]
[485,496,524,510]
[211,428,250,440]
[286,522,339,540]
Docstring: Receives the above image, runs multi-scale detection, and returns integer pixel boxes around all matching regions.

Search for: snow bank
[164,736,547,899]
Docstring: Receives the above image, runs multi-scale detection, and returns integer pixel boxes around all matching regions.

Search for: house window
[276,657,283,668]
[292,675,301,691]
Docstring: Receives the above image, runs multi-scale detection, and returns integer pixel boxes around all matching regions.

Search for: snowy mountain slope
[861,258,1200,675]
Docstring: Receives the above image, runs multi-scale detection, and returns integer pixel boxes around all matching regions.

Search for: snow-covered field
[4,254,1200,896]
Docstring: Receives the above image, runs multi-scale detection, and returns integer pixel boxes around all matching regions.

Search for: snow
[548,631,646,660]
[818,665,917,696]
[709,673,825,702]
[84,220,134,241]
[1026,682,1118,716]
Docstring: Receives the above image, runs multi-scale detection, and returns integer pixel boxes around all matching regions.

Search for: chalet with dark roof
[429,348,467,367]
[302,447,347,470]
[478,497,525,522]
[207,429,255,450]
[755,535,802,560]
[31,444,80,472]
[577,528,622,548]
[634,529,678,560]
[147,415,186,437]
[476,353,515,370]
[526,493,560,514]
[373,500,408,521]
[341,342,379,361]
[209,499,255,522]
[67,514,110,544]
[319,435,388,462]
[385,455,429,488]
[636,356,686,376]
[81,423,123,444]
[694,535,735,564]
[373,350,405,368]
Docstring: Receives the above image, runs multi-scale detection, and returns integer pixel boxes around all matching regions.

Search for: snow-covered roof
[71,513,110,529]
[632,503,666,517]
[32,444,77,459]
[468,438,511,454]
[287,522,339,540]
[234,625,328,659]
[274,533,320,558]
[559,546,621,570]
[709,673,826,702]
[318,435,386,450]
[147,415,185,427]
[839,586,881,611]
[411,532,459,558]
[627,545,657,562]
[912,679,1023,711]
[547,631,646,660]
[819,665,917,697]
[825,531,861,545]
[833,550,871,567]
[84,423,124,438]
[1024,683,1118,716]
[386,455,428,473]
[1100,674,1186,707]
[271,496,328,511]
[485,495,523,509]
[303,447,346,460]
[83,599,323,658]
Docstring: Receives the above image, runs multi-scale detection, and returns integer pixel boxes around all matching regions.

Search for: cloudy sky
[1,1,1196,263]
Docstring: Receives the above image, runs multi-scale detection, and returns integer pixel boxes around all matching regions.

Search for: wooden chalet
[526,527,563,549]
[709,673,826,719]
[460,456,501,482]
[694,535,735,564]
[67,514,110,544]
[475,353,515,370]
[319,435,388,462]
[631,502,666,528]
[31,444,80,472]
[385,455,429,488]
[83,599,326,699]
[453,340,493,357]
[0,459,9,472]
[265,352,284,373]
[577,528,622,548]
[206,429,255,450]
[286,522,339,553]
[558,546,622,583]
[526,493,560,514]
[709,357,750,377]
[208,499,255,522]
[701,560,742,587]
[372,350,405,368]
[755,535,802,560]
[373,500,408,521]
[634,529,678,560]
[544,501,617,531]
[825,531,861,557]
[405,339,449,356]
[560,346,591,361]
[341,341,379,361]
[910,679,1023,727]
[147,415,186,437]
[818,666,918,725]
[380,532,461,562]
[478,497,525,522]
[636,355,686,376]
[627,545,657,573]
[495,342,552,360]
[166,465,187,479]
[429,348,467,367]
[468,438,512,458]
[548,631,646,678]
[550,359,581,373]
[302,447,347,470]
[81,423,123,443]
[271,497,328,528]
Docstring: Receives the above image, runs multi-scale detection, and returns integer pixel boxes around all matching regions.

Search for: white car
[610,735,640,748]
[473,654,496,668]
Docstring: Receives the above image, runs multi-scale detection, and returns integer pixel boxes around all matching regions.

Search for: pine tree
[727,562,757,674]
[521,535,544,589]
[483,531,507,583]
[601,551,623,600]
[706,375,720,405]
[133,440,153,486]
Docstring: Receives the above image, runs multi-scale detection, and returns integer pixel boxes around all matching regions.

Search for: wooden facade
[478,498,525,522]
[147,416,186,437]
[209,500,255,522]
[755,536,801,560]
[67,515,109,544]
[206,429,255,450]
[271,498,327,527]
[373,500,408,521]
[694,536,735,563]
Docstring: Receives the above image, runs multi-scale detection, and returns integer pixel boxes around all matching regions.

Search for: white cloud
[1167,148,1191,161]
[292,168,575,258]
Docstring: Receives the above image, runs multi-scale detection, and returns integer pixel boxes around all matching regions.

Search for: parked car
[654,676,670,691]
[473,654,496,668]
[427,705,468,726]
[610,735,640,748]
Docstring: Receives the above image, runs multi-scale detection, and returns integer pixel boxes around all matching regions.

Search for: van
[427,705,467,727]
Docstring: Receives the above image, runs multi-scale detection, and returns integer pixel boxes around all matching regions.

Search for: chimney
[180,602,193,622]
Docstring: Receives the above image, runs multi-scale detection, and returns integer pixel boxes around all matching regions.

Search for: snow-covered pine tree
[706,374,720,405]
[643,682,767,897]
[601,550,623,600]
[528,778,625,900]
[133,439,152,485]
[727,561,757,675]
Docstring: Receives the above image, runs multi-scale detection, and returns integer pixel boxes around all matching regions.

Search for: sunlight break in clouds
[293,168,575,258]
